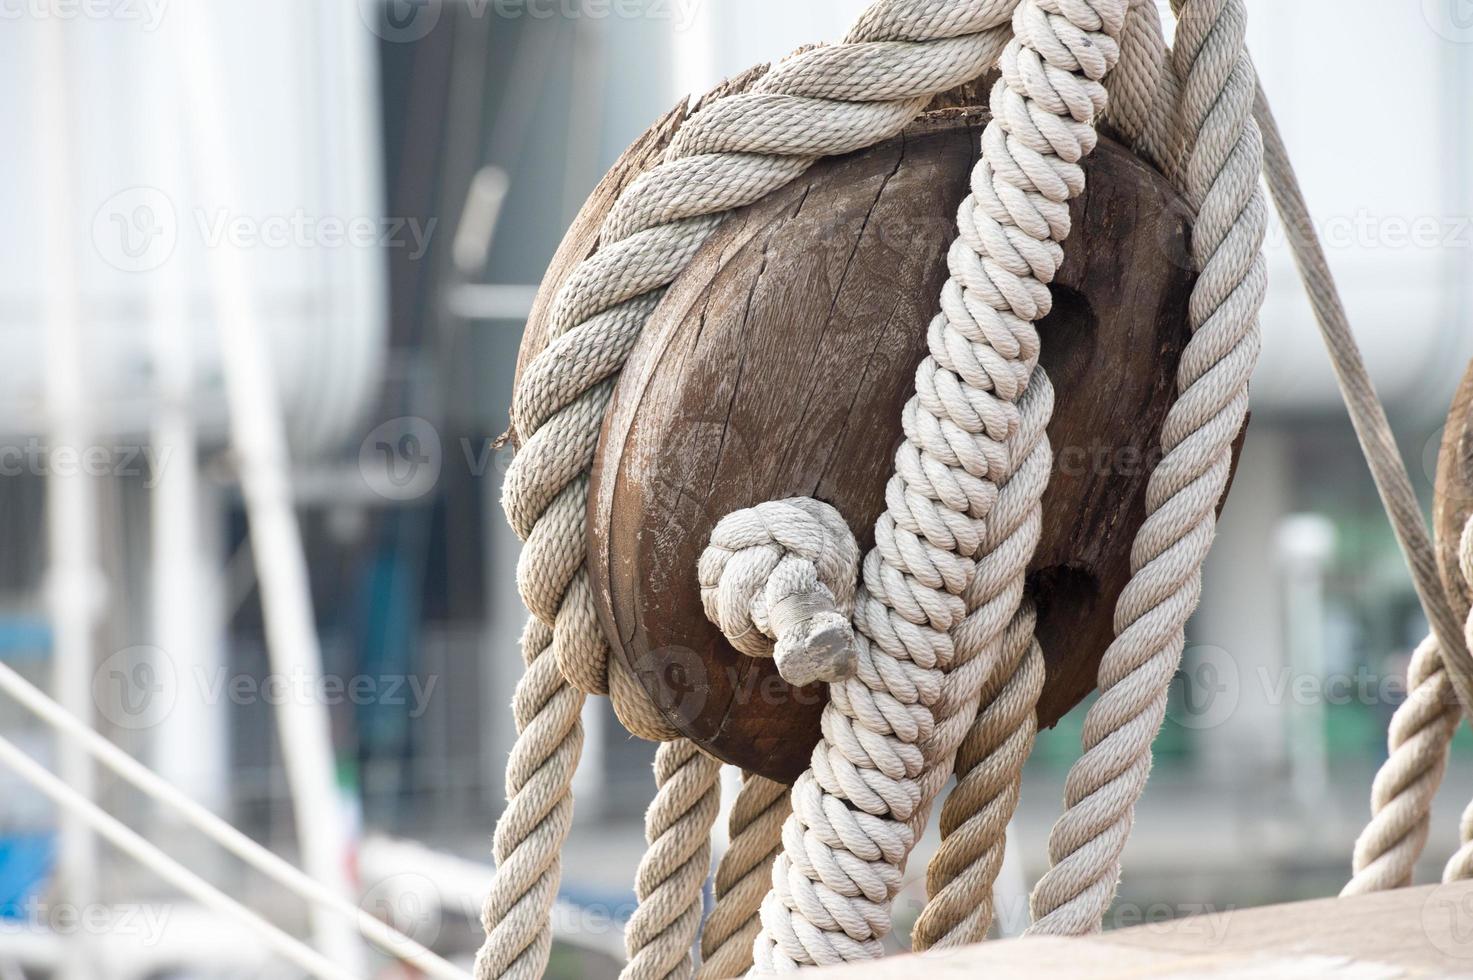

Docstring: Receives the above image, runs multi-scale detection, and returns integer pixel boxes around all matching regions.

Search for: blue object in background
[0,832,53,920]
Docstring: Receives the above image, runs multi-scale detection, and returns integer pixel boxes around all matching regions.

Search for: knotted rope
[480,4,1018,977]
[700,498,861,687]
[752,0,1127,965]
[484,0,1461,970]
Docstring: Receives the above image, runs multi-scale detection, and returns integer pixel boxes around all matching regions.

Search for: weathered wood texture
[515,78,1243,781]
[823,880,1473,978]
[1434,359,1473,623]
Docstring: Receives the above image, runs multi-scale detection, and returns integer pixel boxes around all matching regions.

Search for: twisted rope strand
[1444,517,1473,882]
[698,775,792,980]
[476,619,583,979]
[752,0,1130,968]
[482,6,1021,976]
[1027,0,1266,935]
[914,601,1044,948]
[1342,635,1457,895]
[911,0,1174,949]
[622,740,722,980]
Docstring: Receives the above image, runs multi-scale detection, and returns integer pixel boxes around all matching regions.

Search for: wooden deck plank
[822,881,1473,978]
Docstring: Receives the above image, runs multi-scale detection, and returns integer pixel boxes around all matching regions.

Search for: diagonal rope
[0,662,468,980]
[1252,87,1473,717]
[0,734,357,980]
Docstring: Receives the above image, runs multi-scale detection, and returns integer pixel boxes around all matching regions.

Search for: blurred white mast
[37,18,100,980]
[172,4,364,970]
[143,12,227,822]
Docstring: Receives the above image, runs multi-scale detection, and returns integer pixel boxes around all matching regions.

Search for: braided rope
[1342,635,1457,895]
[622,740,722,980]
[1027,0,1266,935]
[698,775,792,980]
[481,6,1020,976]
[752,1,1129,967]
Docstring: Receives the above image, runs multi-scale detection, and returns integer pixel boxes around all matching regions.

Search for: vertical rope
[753,1,1129,967]
[482,9,1024,975]
[476,620,585,979]
[1342,635,1457,895]
[913,602,1043,948]
[698,775,792,980]
[1028,0,1266,935]
[623,740,722,980]
[910,0,1175,949]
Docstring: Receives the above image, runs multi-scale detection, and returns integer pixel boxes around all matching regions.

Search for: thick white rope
[701,498,861,686]
[915,601,1043,948]
[481,6,1019,977]
[1027,0,1266,935]
[1348,515,1473,892]
[0,662,468,980]
[1342,634,1457,895]
[751,1,1128,967]
[1445,517,1473,883]
[622,740,722,980]
[910,0,1174,949]
[699,775,792,980]
[0,734,356,980]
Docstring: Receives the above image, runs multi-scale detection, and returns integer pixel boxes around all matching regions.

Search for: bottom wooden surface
[823,881,1473,978]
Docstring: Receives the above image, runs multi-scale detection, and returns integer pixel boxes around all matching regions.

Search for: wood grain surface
[822,879,1473,978]
[578,100,1232,780]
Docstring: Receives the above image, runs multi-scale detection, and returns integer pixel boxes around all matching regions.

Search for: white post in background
[172,4,365,971]
[37,18,100,980]
[1277,513,1336,818]
[143,10,227,823]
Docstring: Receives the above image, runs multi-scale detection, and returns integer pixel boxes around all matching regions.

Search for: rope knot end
[699,497,861,686]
